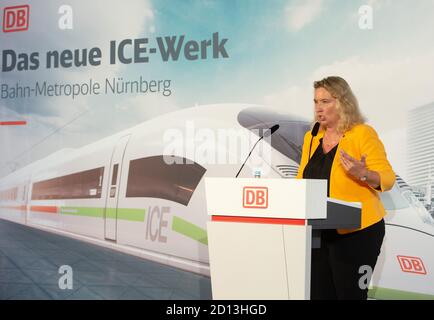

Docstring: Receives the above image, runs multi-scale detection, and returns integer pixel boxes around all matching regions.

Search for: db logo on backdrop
[397,255,427,275]
[243,187,268,209]
[2,5,30,33]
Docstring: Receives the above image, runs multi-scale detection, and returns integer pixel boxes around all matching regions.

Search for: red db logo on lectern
[3,5,30,33]
[243,186,268,209]
[397,255,427,275]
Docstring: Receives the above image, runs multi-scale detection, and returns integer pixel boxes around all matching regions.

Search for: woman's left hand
[339,149,367,180]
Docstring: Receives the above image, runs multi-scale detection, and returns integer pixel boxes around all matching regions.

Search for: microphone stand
[235,125,279,178]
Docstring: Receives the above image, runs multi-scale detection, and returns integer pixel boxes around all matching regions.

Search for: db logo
[397,255,427,275]
[243,186,268,209]
[2,5,30,33]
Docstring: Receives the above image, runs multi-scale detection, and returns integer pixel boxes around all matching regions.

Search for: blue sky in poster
[118,0,434,123]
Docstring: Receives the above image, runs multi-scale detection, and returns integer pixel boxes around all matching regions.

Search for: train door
[23,181,30,225]
[104,134,131,241]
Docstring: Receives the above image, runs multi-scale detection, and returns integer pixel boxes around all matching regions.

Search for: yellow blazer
[296,124,396,234]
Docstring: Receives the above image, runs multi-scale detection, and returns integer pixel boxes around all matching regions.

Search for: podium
[205,177,361,300]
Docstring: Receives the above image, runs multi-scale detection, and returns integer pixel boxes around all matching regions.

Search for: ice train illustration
[0,104,433,299]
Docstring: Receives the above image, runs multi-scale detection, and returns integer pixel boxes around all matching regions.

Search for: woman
[296,76,395,300]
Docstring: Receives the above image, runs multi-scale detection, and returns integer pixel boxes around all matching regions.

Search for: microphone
[308,122,320,160]
[263,124,280,137]
[235,124,280,178]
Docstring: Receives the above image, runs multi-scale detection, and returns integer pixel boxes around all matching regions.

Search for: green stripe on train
[114,208,146,222]
[172,216,208,245]
[60,207,146,222]
[368,286,434,300]
[56,207,208,245]
[60,207,104,218]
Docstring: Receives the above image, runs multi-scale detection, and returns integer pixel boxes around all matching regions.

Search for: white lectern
[205,177,361,300]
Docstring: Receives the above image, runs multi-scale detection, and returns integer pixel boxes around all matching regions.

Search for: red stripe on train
[0,121,27,126]
[0,205,27,211]
[30,206,58,213]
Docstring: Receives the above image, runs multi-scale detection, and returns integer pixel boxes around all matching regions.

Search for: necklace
[323,132,342,147]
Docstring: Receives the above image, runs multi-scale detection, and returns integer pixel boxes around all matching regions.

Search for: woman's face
[314,87,340,129]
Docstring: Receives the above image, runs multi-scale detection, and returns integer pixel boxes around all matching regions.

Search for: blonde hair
[313,76,365,133]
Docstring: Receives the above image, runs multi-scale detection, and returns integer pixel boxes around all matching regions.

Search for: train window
[380,184,410,211]
[111,164,119,185]
[31,167,104,200]
[237,107,310,164]
[126,155,206,206]
[0,187,18,201]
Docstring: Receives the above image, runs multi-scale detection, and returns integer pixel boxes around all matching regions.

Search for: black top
[303,138,338,197]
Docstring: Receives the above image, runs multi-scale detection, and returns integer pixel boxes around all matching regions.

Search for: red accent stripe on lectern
[212,215,305,225]
[0,121,27,126]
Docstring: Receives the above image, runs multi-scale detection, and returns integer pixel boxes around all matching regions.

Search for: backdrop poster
[1,0,434,299]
